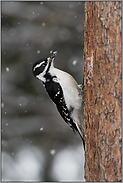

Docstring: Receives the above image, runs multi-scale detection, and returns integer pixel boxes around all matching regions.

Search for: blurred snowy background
[1,1,85,181]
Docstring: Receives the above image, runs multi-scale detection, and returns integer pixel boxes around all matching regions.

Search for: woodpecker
[32,51,85,148]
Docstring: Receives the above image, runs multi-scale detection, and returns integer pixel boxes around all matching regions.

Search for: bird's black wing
[44,79,76,129]
[45,78,85,149]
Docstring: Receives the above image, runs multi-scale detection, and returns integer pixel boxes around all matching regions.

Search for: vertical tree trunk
[84,1,122,182]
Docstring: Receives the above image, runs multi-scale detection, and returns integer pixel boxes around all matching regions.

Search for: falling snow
[1,103,5,108]
[40,127,43,131]
[50,149,56,156]
[72,60,77,65]
[6,67,9,72]
[37,50,40,54]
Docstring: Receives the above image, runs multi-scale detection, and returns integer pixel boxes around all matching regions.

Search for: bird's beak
[50,50,58,59]
[47,50,58,63]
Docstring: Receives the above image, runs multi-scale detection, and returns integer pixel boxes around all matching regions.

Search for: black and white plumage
[32,51,85,148]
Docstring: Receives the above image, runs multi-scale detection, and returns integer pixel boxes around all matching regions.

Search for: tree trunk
[84,1,122,182]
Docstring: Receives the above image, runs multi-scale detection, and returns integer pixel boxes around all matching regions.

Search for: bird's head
[32,50,58,81]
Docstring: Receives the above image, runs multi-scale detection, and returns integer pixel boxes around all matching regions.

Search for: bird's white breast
[51,68,81,110]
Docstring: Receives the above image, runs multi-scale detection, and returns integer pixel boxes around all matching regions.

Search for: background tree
[84,1,122,182]
[1,2,85,181]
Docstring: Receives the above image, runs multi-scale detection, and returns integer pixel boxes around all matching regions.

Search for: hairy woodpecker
[32,51,85,148]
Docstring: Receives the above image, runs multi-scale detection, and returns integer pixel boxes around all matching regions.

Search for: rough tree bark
[84,1,122,182]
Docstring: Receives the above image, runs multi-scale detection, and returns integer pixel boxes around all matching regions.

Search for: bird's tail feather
[76,123,85,149]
